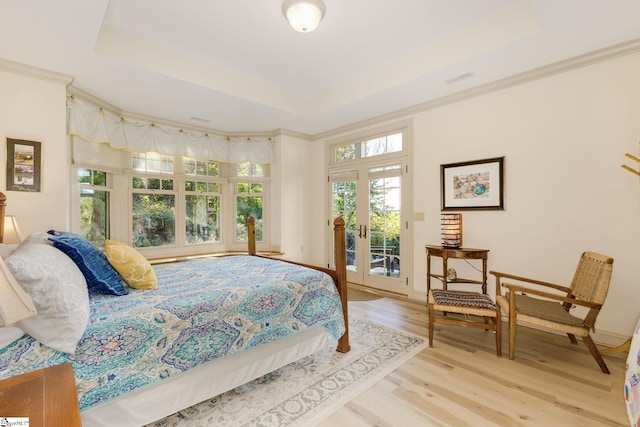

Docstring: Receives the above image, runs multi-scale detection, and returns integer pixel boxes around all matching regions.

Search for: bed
[0,195,350,427]
[625,318,640,427]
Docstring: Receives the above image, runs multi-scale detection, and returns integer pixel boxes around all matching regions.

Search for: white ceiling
[1,0,640,136]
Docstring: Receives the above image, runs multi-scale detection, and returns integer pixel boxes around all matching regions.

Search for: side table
[425,245,489,293]
[0,363,81,426]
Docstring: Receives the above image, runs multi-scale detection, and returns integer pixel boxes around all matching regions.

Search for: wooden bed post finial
[247,216,256,256]
[333,217,350,353]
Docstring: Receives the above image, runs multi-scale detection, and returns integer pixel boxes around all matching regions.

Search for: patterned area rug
[148,317,427,427]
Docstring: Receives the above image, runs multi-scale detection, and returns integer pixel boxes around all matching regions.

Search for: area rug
[147,317,427,427]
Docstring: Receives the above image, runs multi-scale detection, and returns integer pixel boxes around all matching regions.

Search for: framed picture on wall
[441,156,504,210]
[6,138,41,192]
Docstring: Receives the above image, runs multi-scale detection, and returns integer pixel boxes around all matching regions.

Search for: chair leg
[428,302,434,347]
[508,305,516,360]
[495,313,502,357]
[506,291,518,359]
[567,333,578,344]
[582,335,610,374]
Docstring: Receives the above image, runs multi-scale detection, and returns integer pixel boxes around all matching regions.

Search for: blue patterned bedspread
[0,255,345,411]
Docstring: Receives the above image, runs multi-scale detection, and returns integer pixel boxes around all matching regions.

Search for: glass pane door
[331,170,361,284]
[330,160,407,294]
[369,173,400,279]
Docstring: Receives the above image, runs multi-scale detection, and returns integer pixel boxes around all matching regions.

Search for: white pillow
[0,326,24,349]
[6,233,90,354]
[20,232,49,245]
[0,244,16,258]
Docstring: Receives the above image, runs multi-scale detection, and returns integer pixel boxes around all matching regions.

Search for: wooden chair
[428,289,502,356]
[491,251,614,374]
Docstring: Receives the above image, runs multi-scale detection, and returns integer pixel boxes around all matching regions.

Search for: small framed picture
[6,138,41,192]
[441,156,504,211]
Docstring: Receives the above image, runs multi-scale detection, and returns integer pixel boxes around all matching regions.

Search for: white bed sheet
[81,325,334,427]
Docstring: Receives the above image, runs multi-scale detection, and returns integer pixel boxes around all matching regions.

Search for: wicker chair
[491,252,614,374]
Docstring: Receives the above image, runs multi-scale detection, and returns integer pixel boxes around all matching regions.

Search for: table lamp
[441,213,462,248]
[3,215,25,244]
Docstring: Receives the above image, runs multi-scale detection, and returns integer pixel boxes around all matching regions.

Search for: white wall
[0,68,70,235]
[274,132,316,264]
[309,51,640,344]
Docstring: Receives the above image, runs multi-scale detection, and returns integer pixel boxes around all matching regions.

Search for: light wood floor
[319,286,628,427]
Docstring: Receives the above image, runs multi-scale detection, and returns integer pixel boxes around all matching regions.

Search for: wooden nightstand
[425,245,489,293]
[0,363,81,426]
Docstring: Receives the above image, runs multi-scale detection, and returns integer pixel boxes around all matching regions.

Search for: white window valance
[67,96,273,164]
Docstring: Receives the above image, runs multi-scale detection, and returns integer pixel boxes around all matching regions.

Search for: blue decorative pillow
[47,231,128,296]
[47,229,76,238]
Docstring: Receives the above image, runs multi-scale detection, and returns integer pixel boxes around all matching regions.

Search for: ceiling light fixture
[282,0,326,33]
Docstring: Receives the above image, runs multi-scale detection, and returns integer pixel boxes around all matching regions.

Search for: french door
[330,157,408,295]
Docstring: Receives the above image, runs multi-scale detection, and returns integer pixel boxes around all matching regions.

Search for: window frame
[226,163,270,251]
[73,153,270,258]
[130,173,178,249]
[184,176,223,246]
[75,168,113,247]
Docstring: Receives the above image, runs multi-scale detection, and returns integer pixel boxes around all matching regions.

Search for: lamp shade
[0,256,35,326]
[3,215,25,244]
[441,213,462,248]
[282,0,326,33]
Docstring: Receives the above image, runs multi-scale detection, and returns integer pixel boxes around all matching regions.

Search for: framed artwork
[441,156,504,211]
[6,138,41,192]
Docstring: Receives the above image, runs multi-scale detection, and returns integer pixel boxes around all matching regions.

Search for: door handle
[358,224,363,238]
[363,225,367,239]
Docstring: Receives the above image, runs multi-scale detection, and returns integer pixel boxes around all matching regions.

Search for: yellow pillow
[104,239,157,290]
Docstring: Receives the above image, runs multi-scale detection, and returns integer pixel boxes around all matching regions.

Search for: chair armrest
[501,282,602,309]
[490,270,571,293]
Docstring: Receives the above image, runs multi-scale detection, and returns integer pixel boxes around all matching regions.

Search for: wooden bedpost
[247,216,256,256]
[333,217,350,353]
[246,214,349,352]
[0,192,6,243]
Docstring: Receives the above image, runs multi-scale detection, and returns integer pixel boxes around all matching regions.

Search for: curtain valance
[67,97,273,164]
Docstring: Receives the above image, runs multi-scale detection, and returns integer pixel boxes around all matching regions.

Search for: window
[132,152,173,173]
[132,192,176,247]
[334,132,402,163]
[235,182,263,242]
[237,162,263,177]
[131,155,176,248]
[184,158,222,245]
[234,162,265,243]
[185,181,220,244]
[185,158,218,177]
[78,169,110,247]
[76,151,269,253]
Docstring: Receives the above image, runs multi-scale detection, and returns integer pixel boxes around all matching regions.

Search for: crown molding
[271,128,312,141]
[312,37,640,141]
[66,36,640,142]
[0,57,73,86]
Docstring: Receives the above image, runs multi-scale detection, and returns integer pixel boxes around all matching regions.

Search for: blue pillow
[47,229,77,238]
[47,231,128,296]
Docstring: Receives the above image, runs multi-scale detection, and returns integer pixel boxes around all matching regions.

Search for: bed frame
[0,194,351,424]
[244,216,349,352]
[0,196,350,352]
